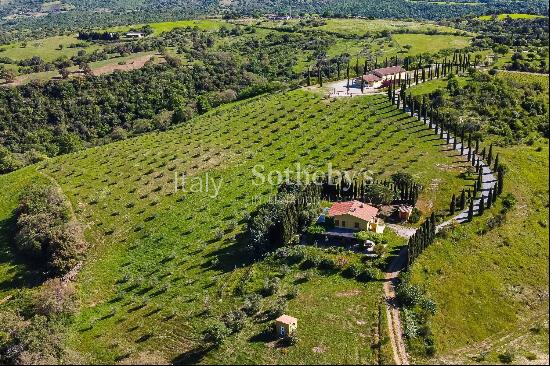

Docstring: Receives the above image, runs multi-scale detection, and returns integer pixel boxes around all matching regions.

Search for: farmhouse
[275,315,297,337]
[362,73,382,88]
[372,65,407,80]
[328,200,385,234]
[360,66,406,89]
[125,31,144,39]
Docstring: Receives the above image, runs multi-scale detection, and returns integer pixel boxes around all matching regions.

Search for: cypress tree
[481,147,486,160]
[487,144,493,165]
[475,138,479,155]
[453,124,458,149]
[487,189,493,208]
[492,182,498,203]
[450,194,456,214]
[493,153,499,172]
[479,195,485,215]
[468,199,474,221]
[346,61,350,89]
[497,169,504,195]
[478,170,483,191]
[460,189,466,210]
[467,134,472,161]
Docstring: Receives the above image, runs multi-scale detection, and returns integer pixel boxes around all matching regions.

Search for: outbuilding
[275,314,297,337]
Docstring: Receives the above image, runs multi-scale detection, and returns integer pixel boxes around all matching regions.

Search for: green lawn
[0,90,476,363]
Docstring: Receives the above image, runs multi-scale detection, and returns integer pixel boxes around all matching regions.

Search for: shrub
[15,184,86,275]
[33,278,76,316]
[357,267,377,282]
[300,255,321,269]
[221,310,246,333]
[318,258,337,271]
[501,193,517,212]
[498,350,515,364]
[396,283,424,307]
[419,298,437,315]
[202,322,230,347]
[0,146,22,174]
[408,208,422,223]
[402,308,418,339]
[286,287,298,300]
[342,264,362,278]
[242,294,262,316]
[262,277,280,297]
[306,224,326,235]
[270,297,287,318]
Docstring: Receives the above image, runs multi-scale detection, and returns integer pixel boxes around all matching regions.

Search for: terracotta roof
[276,315,297,324]
[373,66,406,77]
[328,200,379,223]
[362,73,382,82]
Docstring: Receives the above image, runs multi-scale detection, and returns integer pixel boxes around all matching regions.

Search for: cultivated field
[0,90,470,363]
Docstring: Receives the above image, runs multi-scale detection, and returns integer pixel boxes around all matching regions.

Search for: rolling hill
[0,89,468,363]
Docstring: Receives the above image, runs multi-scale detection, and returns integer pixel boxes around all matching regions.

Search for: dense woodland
[1,0,548,42]
[427,72,549,142]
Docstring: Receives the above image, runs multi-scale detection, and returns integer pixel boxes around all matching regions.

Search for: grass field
[6,51,161,85]
[292,18,468,36]
[407,75,470,96]
[407,73,549,363]
[477,13,546,20]
[391,34,471,56]
[0,89,471,363]
[0,35,99,62]
[409,142,549,363]
[107,19,228,35]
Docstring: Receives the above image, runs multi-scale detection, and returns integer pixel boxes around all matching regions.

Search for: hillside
[404,72,550,363]
[0,89,469,363]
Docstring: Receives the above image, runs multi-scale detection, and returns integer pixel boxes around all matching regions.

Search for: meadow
[407,72,550,363]
[0,34,100,62]
[0,89,470,363]
[267,18,469,36]
[477,13,546,20]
